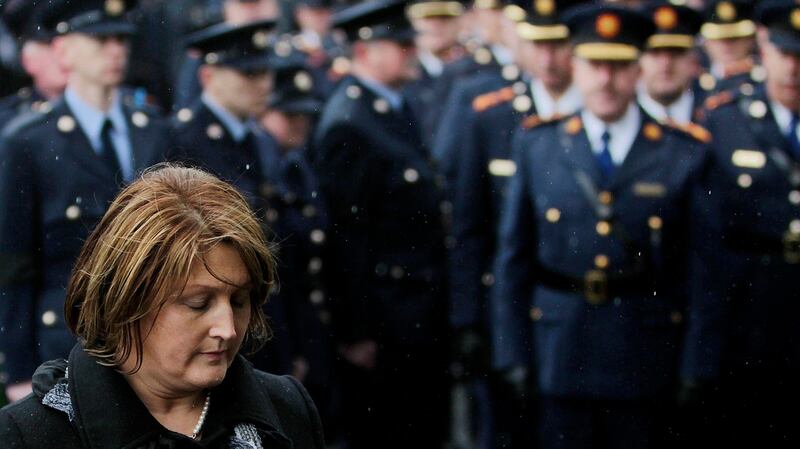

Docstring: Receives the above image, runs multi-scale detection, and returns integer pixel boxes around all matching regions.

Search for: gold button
[790,191,800,205]
[598,191,613,205]
[177,108,193,123]
[545,208,561,223]
[310,229,326,244]
[57,115,75,133]
[530,307,543,322]
[42,310,57,327]
[737,174,753,188]
[594,254,610,269]
[670,311,684,325]
[65,205,81,221]
[648,216,663,230]
[596,221,611,236]
[308,257,323,274]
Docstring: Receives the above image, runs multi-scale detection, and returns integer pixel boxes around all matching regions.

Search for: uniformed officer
[0,0,67,127]
[172,0,281,111]
[289,0,340,99]
[312,1,449,448]
[0,0,170,402]
[698,0,764,95]
[491,4,720,448]
[701,1,800,445]
[638,0,706,124]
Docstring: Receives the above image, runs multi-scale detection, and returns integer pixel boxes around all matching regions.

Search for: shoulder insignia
[564,115,582,135]
[521,114,561,129]
[472,86,515,112]
[703,90,734,111]
[643,122,662,141]
[666,121,712,144]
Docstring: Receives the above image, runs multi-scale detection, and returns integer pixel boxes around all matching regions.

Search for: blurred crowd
[0,0,799,448]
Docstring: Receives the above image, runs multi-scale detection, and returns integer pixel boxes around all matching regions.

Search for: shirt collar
[64,87,127,151]
[637,85,694,124]
[491,44,513,66]
[531,79,582,119]
[202,93,249,143]
[418,51,444,78]
[582,102,641,166]
[770,99,796,136]
[356,75,404,111]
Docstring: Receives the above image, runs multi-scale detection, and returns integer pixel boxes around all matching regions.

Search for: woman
[0,165,326,448]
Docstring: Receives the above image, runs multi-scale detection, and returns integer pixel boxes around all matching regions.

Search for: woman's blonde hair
[64,164,275,371]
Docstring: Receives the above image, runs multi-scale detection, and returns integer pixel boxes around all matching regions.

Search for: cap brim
[221,54,274,72]
[574,42,640,61]
[769,29,800,55]
[271,97,324,114]
[78,21,137,36]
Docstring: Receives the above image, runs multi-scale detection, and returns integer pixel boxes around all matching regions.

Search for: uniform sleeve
[312,123,377,343]
[0,410,28,448]
[0,132,39,384]
[489,130,537,371]
[680,142,725,381]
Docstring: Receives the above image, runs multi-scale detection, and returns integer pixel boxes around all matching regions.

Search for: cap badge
[654,6,678,31]
[596,13,621,39]
[105,0,125,17]
[294,71,314,92]
[252,30,270,49]
[535,0,555,17]
[792,9,800,30]
[716,2,736,22]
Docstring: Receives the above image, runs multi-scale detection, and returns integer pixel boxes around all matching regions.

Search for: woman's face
[134,244,252,394]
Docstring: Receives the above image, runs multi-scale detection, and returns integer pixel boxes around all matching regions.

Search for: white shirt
[637,86,695,124]
[418,51,444,78]
[531,80,583,119]
[769,100,799,137]
[582,102,641,166]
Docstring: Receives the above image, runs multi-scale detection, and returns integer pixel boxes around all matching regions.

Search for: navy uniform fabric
[312,75,449,448]
[0,98,169,384]
[702,84,800,445]
[0,87,50,129]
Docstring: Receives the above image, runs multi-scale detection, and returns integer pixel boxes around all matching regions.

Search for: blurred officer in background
[0,0,170,402]
[491,4,721,448]
[312,1,449,448]
[289,0,340,98]
[701,1,800,445]
[638,1,705,125]
[173,0,281,110]
[0,0,67,127]
[698,0,764,94]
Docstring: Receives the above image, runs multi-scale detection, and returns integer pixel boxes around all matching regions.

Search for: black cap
[757,0,800,54]
[406,0,465,20]
[515,0,587,42]
[332,0,415,44]
[643,1,703,50]
[701,0,756,40]
[564,4,655,61]
[269,63,324,114]
[186,19,278,72]
[41,0,138,37]
[1,0,51,42]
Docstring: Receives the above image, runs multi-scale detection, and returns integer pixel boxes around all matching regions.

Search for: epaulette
[1,109,47,139]
[665,120,712,144]
[703,90,735,111]
[521,114,560,130]
[472,86,515,112]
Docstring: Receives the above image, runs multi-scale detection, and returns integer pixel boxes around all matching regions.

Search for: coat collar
[67,344,291,449]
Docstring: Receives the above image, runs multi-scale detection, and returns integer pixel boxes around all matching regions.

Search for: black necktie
[100,119,123,177]
[788,113,800,160]
[597,129,615,182]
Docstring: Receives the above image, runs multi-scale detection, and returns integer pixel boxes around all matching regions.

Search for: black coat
[0,345,326,449]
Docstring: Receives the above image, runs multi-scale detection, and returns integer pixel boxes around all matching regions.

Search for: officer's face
[224,0,280,24]
[518,39,573,94]
[261,109,313,150]
[125,244,251,393]
[20,41,68,95]
[413,16,461,56]
[703,36,755,66]
[640,48,698,104]
[762,38,800,111]
[359,40,418,88]
[574,57,640,122]
[294,5,332,36]
[202,65,273,119]
[55,33,129,88]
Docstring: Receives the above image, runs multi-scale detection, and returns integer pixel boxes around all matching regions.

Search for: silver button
[42,310,57,327]
[737,174,753,188]
[265,209,279,223]
[131,111,149,128]
[403,168,420,183]
[308,257,323,274]
[65,205,81,221]
[481,273,495,287]
[790,191,800,205]
[310,229,326,244]
[791,220,800,234]
[390,265,405,279]
[310,289,325,305]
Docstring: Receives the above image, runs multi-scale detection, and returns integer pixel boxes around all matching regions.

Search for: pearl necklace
[191,392,211,440]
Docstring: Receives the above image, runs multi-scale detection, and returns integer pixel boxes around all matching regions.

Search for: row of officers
[0,0,798,448]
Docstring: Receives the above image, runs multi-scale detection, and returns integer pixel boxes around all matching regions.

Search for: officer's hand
[340,340,378,370]
[451,326,489,379]
[5,380,33,403]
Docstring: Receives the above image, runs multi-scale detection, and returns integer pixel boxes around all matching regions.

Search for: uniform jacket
[490,109,721,399]
[0,87,50,129]
[702,85,800,368]
[311,76,447,346]
[0,98,169,384]
[0,344,326,449]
